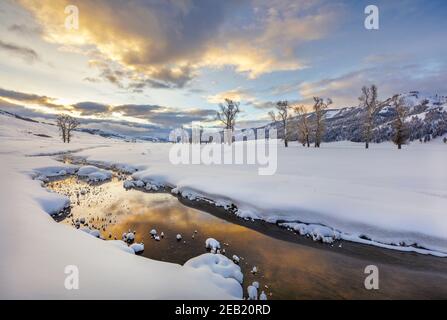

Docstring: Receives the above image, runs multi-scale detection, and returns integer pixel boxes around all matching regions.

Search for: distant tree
[217,99,240,144]
[269,100,290,147]
[391,95,409,149]
[56,114,79,143]
[217,99,240,130]
[56,114,67,143]
[313,97,332,148]
[66,116,80,143]
[359,85,380,149]
[294,105,310,147]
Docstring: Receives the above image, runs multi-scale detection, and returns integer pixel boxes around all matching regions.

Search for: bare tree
[217,99,240,144]
[294,105,310,147]
[269,100,290,147]
[391,95,409,149]
[56,114,80,143]
[66,116,80,143]
[56,114,67,143]
[217,99,240,130]
[359,85,380,149]
[313,97,332,148]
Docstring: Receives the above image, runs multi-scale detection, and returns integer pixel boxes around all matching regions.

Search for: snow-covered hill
[266,91,447,143]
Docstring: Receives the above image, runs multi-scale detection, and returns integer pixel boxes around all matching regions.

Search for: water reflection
[47,177,447,299]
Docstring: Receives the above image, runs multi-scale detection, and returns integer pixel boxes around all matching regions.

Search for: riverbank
[46,175,447,299]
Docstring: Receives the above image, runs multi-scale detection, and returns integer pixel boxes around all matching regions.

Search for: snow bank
[33,164,79,178]
[106,240,135,254]
[80,227,101,238]
[280,222,341,244]
[75,140,447,255]
[77,165,112,182]
[185,254,243,298]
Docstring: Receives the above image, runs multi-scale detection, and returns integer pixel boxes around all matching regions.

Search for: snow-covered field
[0,114,241,299]
[75,136,447,256]
[1,112,447,298]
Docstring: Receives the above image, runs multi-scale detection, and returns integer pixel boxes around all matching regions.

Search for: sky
[0,0,446,134]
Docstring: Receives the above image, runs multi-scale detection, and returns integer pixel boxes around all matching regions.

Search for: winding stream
[46,175,447,299]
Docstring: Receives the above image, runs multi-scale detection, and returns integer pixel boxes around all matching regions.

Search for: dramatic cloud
[0,88,67,110]
[111,104,161,118]
[0,40,39,63]
[297,63,447,108]
[16,0,338,89]
[0,87,215,128]
[8,23,42,36]
[73,102,110,116]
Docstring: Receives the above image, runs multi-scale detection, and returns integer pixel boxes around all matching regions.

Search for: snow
[0,113,241,299]
[130,243,145,253]
[77,165,112,182]
[80,228,101,238]
[33,164,79,178]
[184,254,244,298]
[2,110,447,298]
[106,240,135,254]
[259,291,267,300]
[72,139,447,256]
[205,238,221,251]
[279,222,341,244]
[123,180,135,189]
[123,232,135,242]
[247,285,258,300]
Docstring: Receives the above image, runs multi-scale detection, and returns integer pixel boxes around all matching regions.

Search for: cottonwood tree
[217,99,240,144]
[294,105,311,147]
[391,95,409,149]
[56,115,67,143]
[359,85,380,149]
[56,114,80,143]
[269,100,290,147]
[313,97,332,148]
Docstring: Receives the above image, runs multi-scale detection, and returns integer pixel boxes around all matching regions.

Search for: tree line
[217,85,411,149]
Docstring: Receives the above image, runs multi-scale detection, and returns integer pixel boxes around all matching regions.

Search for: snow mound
[247,285,258,300]
[130,242,144,253]
[123,180,135,189]
[33,164,79,178]
[205,238,221,251]
[77,165,112,182]
[185,253,244,285]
